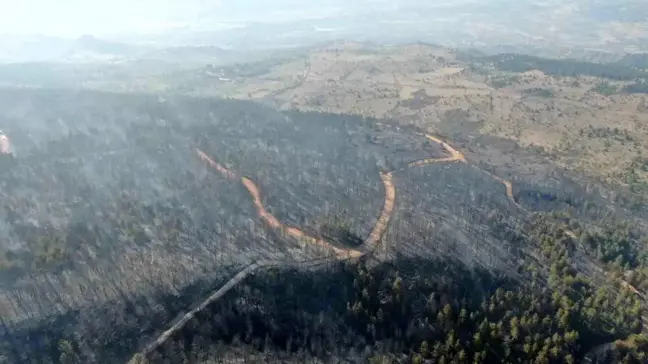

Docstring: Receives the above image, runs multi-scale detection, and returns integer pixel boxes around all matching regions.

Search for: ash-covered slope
[0,89,393,324]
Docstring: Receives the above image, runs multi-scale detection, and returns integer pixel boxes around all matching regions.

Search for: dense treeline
[521,88,554,98]
[138,212,644,364]
[135,209,648,364]
[3,211,638,364]
[622,81,648,94]
[580,126,634,142]
[484,54,648,81]
[616,54,648,70]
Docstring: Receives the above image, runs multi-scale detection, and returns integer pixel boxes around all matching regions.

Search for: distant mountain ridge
[68,35,152,58]
[141,46,228,63]
[0,34,229,64]
[0,34,147,63]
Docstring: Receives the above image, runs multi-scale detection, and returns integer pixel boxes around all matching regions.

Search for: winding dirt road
[134,135,464,360]
[410,134,522,210]
[135,130,635,362]
[472,166,521,209]
[139,132,625,361]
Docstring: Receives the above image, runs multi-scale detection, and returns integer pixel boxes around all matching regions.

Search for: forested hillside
[483,53,648,81]
[0,88,647,363]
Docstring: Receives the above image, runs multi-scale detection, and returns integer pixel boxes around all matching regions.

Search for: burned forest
[0,87,648,364]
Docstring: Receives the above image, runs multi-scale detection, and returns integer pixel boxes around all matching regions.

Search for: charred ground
[0,88,647,363]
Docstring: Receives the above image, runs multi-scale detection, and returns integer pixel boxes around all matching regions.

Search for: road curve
[133,134,467,360]
[417,134,647,363]
[408,134,466,168]
[196,149,397,258]
[132,132,561,361]
[470,165,523,210]
[410,134,523,210]
[135,154,400,359]
[241,174,361,258]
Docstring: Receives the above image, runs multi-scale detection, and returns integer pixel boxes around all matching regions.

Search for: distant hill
[0,35,156,63]
[0,35,72,63]
[140,46,228,63]
[0,34,234,65]
[64,35,153,61]
[483,53,648,80]
[616,53,648,69]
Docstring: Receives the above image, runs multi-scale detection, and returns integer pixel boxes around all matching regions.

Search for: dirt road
[470,165,522,209]
[410,134,521,210]
[134,134,465,360]
[135,132,605,360]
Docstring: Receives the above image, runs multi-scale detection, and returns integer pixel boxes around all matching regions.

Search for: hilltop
[155,42,648,207]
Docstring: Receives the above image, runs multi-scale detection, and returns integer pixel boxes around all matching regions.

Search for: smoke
[0,133,9,154]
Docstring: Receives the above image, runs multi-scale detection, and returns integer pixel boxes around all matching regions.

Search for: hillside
[154,43,648,207]
[0,86,646,363]
[2,43,648,363]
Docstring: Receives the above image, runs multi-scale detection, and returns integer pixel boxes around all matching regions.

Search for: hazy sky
[1,0,596,38]
[0,0,376,37]
[0,0,210,37]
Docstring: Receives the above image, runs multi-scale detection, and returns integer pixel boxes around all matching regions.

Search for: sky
[0,0,404,38]
[3,0,621,39]
[0,0,213,37]
[0,0,349,37]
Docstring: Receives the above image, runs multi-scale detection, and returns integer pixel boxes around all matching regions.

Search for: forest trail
[408,135,466,167]
[197,149,367,258]
[411,134,522,210]
[423,134,466,163]
[135,134,462,360]
[241,175,362,257]
[363,171,395,252]
[140,132,644,361]
[197,150,401,259]
[471,166,522,209]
